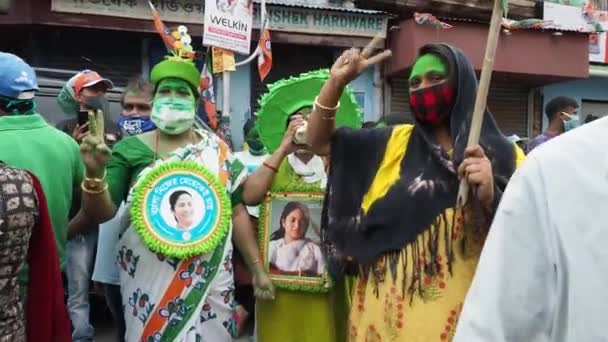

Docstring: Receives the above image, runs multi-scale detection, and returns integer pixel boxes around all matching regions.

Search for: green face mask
[245,127,266,156]
[409,54,447,81]
[151,79,196,135]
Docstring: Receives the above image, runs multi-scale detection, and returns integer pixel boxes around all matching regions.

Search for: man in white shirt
[454,117,608,342]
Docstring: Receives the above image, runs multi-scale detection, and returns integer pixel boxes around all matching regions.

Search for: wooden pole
[456,0,504,208]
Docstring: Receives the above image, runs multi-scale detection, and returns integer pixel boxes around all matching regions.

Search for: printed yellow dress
[324,125,526,342]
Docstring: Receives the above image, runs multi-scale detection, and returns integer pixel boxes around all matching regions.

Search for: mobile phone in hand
[77,110,89,128]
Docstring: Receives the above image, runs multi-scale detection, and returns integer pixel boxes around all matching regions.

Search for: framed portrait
[259,191,332,293]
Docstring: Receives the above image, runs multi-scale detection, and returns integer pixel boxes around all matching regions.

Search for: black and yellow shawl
[321,44,517,281]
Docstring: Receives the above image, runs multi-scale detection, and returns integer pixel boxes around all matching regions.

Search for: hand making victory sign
[329,35,393,88]
[80,109,112,178]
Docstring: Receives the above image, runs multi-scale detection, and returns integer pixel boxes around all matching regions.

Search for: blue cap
[0,52,39,100]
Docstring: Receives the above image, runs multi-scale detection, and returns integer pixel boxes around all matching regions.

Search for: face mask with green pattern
[151,79,196,135]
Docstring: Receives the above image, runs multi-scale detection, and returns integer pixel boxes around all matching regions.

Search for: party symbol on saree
[130,161,231,259]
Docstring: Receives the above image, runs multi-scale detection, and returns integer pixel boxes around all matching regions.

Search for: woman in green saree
[242,70,362,342]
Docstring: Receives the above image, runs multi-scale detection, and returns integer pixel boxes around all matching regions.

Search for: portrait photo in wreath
[259,191,332,292]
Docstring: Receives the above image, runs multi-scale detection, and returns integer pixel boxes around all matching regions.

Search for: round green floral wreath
[130,161,231,259]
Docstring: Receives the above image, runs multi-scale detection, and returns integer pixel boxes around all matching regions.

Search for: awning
[387,19,590,85]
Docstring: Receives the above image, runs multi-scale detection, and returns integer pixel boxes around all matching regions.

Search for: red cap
[73,70,113,94]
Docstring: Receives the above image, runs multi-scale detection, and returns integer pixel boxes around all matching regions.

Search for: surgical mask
[83,95,109,114]
[409,82,454,125]
[117,113,155,136]
[151,96,196,135]
[562,112,581,132]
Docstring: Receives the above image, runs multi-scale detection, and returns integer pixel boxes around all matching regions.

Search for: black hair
[545,96,578,121]
[121,77,153,107]
[243,118,256,136]
[270,201,309,241]
[0,96,36,115]
[169,190,192,212]
[585,114,599,124]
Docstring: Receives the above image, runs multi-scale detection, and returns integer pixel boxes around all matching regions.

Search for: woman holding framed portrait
[241,69,362,342]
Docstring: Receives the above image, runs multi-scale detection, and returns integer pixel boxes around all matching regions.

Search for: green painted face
[409,54,447,81]
[155,78,195,102]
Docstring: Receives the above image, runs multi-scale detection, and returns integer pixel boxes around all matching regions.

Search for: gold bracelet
[85,169,107,183]
[81,181,108,195]
[314,96,340,111]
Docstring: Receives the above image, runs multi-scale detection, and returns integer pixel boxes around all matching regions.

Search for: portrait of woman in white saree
[268,201,325,277]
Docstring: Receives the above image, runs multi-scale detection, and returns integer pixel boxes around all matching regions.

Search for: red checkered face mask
[409,82,454,125]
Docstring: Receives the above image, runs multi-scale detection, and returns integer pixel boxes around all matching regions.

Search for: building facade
[1,0,390,149]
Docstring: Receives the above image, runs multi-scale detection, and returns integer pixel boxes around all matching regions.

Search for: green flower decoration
[256,69,362,154]
[130,161,231,259]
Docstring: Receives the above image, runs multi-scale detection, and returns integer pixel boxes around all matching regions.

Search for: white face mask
[151,96,196,135]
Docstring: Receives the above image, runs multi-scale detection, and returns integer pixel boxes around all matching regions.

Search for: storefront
[385,18,589,138]
[2,0,390,148]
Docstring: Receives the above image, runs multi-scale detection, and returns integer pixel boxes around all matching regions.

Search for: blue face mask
[562,113,581,132]
[117,113,155,136]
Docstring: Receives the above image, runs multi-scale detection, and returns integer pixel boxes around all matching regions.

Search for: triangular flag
[148,1,176,53]
[199,48,218,129]
[258,27,272,81]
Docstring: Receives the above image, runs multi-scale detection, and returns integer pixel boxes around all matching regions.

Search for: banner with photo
[203,0,253,55]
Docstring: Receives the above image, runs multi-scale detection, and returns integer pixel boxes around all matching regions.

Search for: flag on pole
[258,26,272,81]
[148,1,176,53]
[200,49,218,129]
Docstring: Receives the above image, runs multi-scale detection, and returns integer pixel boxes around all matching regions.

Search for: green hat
[256,69,362,153]
[150,58,201,96]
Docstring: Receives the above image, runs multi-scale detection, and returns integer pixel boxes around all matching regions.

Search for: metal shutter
[389,76,413,119]
[487,81,530,137]
[36,28,142,88]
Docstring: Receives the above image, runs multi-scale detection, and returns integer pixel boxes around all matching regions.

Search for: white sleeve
[453,155,555,342]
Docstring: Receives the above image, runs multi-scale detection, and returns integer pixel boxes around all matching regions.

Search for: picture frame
[258,190,332,293]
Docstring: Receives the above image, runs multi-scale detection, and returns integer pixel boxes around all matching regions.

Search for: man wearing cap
[56,69,118,342]
[0,53,84,296]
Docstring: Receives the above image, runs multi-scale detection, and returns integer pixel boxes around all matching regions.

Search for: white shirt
[268,238,325,276]
[454,117,608,342]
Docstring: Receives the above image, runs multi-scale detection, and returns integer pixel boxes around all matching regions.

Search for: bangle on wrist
[81,181,108,195]
[263,162,278,173]
[85,169,107,182]
[314,96,340,112]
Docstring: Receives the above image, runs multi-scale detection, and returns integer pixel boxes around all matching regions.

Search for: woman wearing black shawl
[306,43,525,341]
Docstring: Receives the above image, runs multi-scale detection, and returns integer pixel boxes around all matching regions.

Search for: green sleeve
[226,153,248,208]
[107,141,133,207]
[71,140,84,188]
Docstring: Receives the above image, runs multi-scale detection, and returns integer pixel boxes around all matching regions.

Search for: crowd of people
[0,36,606,342]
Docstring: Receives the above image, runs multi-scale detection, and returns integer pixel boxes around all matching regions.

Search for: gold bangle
[314,96,340,111]
[85,169,107,183]
[81,181,108,195]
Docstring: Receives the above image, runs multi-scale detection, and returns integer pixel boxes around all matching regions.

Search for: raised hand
[80,110,112,178]
[330,35,392,87]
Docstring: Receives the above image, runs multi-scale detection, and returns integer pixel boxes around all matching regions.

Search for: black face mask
[83,95,109,114]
